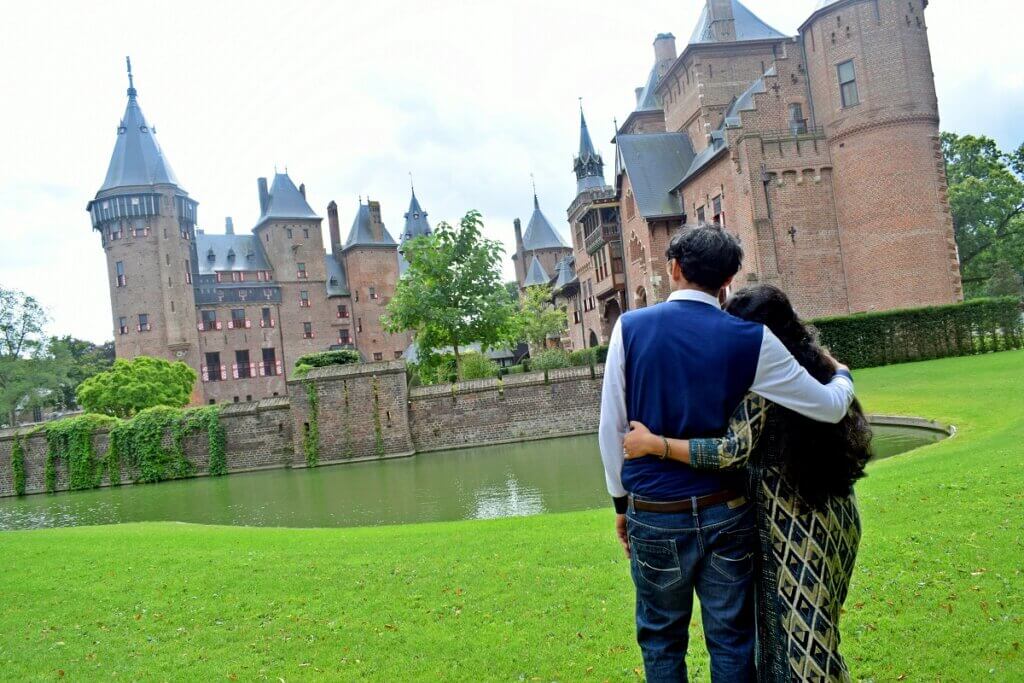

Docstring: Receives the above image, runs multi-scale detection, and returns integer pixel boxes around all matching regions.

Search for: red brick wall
[342,247,408,361]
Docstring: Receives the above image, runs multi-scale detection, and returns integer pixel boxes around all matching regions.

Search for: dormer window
[207,249,216,261]
[139,125,149,132]
[227,249,236,261]
[329,276,338,286]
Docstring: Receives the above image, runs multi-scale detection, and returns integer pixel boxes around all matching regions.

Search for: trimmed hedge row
[812,297,1022,369]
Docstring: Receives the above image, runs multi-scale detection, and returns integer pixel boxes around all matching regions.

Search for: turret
[573,105,606,195]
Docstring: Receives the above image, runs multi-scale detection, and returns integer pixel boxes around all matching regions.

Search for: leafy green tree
[504,281,521,303]
[942,133,1024,296]
[513,284,567,348]
[49,336,116,410]
[985,260,1023,297]
[458,352,500,380]
[384,210,515,376]
[0,286,69,426]
[76,356,196,418]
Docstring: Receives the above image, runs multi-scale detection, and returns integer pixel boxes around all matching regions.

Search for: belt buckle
[726,495,747,509]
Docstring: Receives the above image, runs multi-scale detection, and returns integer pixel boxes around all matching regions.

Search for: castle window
[227,249,235,261]
[185,261,192,285]
[115,261,126,287]
[625,191,636,220]
[110,224,121,240]
[369,286,377,299]
[261,348,278,376]
[373,352,383,361]
[337,304,349,319]
[303,228,309,239]
[287,228,293,239]
[261,307,274,328]
[838,60,859,107]
[201,309,220,332]
[697,206,706,224]
[230,308,248,329]
[339,328,351,345]
[234,350,252,379]
[300,290,310,307]
[394,351,403,359]
[357,318,363,333]
[302,322,314,339]
[789,103,807,134]
[297,262,307,279]
[118,316,128,335]
[712,196,724,227]
[204,352,223,382]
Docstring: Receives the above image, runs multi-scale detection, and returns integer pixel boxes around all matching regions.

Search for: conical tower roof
[98,58,181,193]
[345,201,397,249]
[255,172,319,228]
[522,193,569,251]
[402,188,432,243]
[523,255,552,288]
[574,107,606,194]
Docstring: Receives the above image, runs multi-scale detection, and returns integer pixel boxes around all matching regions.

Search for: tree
[985,260,1024,297]
[48,336,116,410]
[76,356,196,418]
[512,284,567,348]
[383,210,515,376]
[0,286,69,426]
[504,281,521,303]
[942,133,1024,297]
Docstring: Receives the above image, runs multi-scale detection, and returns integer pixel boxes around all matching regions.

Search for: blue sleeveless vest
[620,299,764,499]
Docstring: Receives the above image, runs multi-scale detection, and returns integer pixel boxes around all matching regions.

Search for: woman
[623,285,873,682]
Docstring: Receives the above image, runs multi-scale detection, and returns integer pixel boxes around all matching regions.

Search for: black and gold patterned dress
[689,394,861,683]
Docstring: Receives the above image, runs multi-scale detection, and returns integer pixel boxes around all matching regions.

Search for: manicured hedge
[568,344,610,367]
[811,297,1022,369]
[294,349,362,377]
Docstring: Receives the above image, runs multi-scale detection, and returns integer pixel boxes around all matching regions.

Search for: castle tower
[511,189,572,292]
[801,0,962,310]
[341,200,407,361]
[398,185,432,274]
[573,107,606,195]
[87,58,202,383]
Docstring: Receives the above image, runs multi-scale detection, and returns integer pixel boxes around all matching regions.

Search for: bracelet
[660,435,670,460]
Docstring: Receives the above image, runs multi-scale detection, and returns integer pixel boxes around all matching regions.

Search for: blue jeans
[627,497,756,682]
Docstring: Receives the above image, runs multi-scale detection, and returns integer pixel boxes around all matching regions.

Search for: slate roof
[344,202,398,249]
[634,63,661,112]
[523,255,552,287]
[575,109,607,194]
[255,173,319,229]
[688,0,788,44]
[676,132,728,189]
[522,195,569,251]
[723,68,771,127]
[196,233,271,274]
[98,79,181,193]
[552,255,578,292]
[324,255,350,296]
[401,190,432,243]
[616,133,696,219]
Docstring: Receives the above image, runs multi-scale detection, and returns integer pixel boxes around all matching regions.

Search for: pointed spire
[573,104,606,194]
[522,190,569,251]
[531,173,539,210]
[126,56,136,99]
[578,101,597,160]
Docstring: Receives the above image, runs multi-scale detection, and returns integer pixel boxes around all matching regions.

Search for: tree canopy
[76,356,196,418]
[49,336,116,410]
[512,284,567,348]
[942,132,1024,297]
[383,210,515,374]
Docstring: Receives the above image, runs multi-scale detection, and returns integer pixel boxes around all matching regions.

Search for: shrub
[528,348,571,371]
[414,353,457,385]
[459,352,500,380]
[76,356,195,418]
[812,297,1023,369]
[294,349,362,377]
[568,344,610,367]
[500,364,526,376]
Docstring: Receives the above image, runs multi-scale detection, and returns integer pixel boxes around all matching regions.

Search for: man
[599,226,855,681]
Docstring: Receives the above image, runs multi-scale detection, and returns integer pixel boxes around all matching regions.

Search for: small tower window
[837,60,859,107]
[286,228,293,239]
[302,322,314,339]
[300,290,310,307]
[115,261,126,287]
[369,286,377,300]
[227,249,236,261]
[137,313,150,332]
[303,228,309,239]
[118,316,128,335]
[297,262,307,279]
[207,248,216,261]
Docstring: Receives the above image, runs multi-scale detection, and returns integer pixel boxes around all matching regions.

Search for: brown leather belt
[629,490,745,513]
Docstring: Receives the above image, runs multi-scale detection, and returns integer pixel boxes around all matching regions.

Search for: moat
[0,426,945,531]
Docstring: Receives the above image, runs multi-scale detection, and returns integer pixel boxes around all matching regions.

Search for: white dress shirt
[598,289,856,499]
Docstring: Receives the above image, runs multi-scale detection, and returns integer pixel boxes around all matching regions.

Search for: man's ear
[721,274,735,290]
[666,258,676,281]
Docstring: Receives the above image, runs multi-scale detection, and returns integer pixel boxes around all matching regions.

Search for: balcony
[585,224,620,255]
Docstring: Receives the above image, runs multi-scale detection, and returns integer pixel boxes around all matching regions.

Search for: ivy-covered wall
[0,398,292,498]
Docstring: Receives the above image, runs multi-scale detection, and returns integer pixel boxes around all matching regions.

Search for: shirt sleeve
[750,327,855,424]
[689,393,768,471]
[598,319,629,509]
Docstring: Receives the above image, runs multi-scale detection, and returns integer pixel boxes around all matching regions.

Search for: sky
[1,0,1022,344]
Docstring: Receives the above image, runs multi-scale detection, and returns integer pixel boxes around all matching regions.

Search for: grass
[1,351,1022,681]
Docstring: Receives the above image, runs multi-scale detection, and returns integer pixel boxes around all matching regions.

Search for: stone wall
[0,398,293,497]
[409,365,605,452]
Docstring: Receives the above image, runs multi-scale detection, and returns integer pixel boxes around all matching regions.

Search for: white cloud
[0,0,1020,343]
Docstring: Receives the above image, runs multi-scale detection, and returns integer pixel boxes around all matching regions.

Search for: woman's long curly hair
[725,285,873,508]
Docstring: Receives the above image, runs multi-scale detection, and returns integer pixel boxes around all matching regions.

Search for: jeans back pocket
[630,537,683,590]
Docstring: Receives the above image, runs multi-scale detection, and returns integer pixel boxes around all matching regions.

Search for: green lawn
[1,351,1022,681]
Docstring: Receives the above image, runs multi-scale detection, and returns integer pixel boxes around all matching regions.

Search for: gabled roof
[344,202,398,249]
[196,233,271,275]
[616,133,696,219]
[324,255,350,296]
[523,255,552,288]
[255,173,319,228]
[688,0,788,44]
[676,131,728,189]
[98,74,181,193]
[522,194,569,251]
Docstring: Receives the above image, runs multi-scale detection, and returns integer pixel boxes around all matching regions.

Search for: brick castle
[88,62,427,404]
[511,0,963,350]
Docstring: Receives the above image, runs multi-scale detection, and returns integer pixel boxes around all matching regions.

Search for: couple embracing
[599,226,872,682]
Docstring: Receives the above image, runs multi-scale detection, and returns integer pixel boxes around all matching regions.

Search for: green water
[0,425,944,531]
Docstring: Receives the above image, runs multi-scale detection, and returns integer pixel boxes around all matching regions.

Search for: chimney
[225,217,234,235]
[327,200,340,249]
[708,0,736,42]
[257,177,269,215]
[368,200,383,241]
[299,183,306,199]
[514,218,524,255]
[653,33,677,67]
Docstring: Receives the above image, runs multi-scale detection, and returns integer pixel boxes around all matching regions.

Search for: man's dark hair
[665,225,743,291]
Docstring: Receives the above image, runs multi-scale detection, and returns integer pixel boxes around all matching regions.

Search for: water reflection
[0,426,944,531]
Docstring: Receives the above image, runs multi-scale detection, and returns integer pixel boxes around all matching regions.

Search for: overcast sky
[1,1,1021,344]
